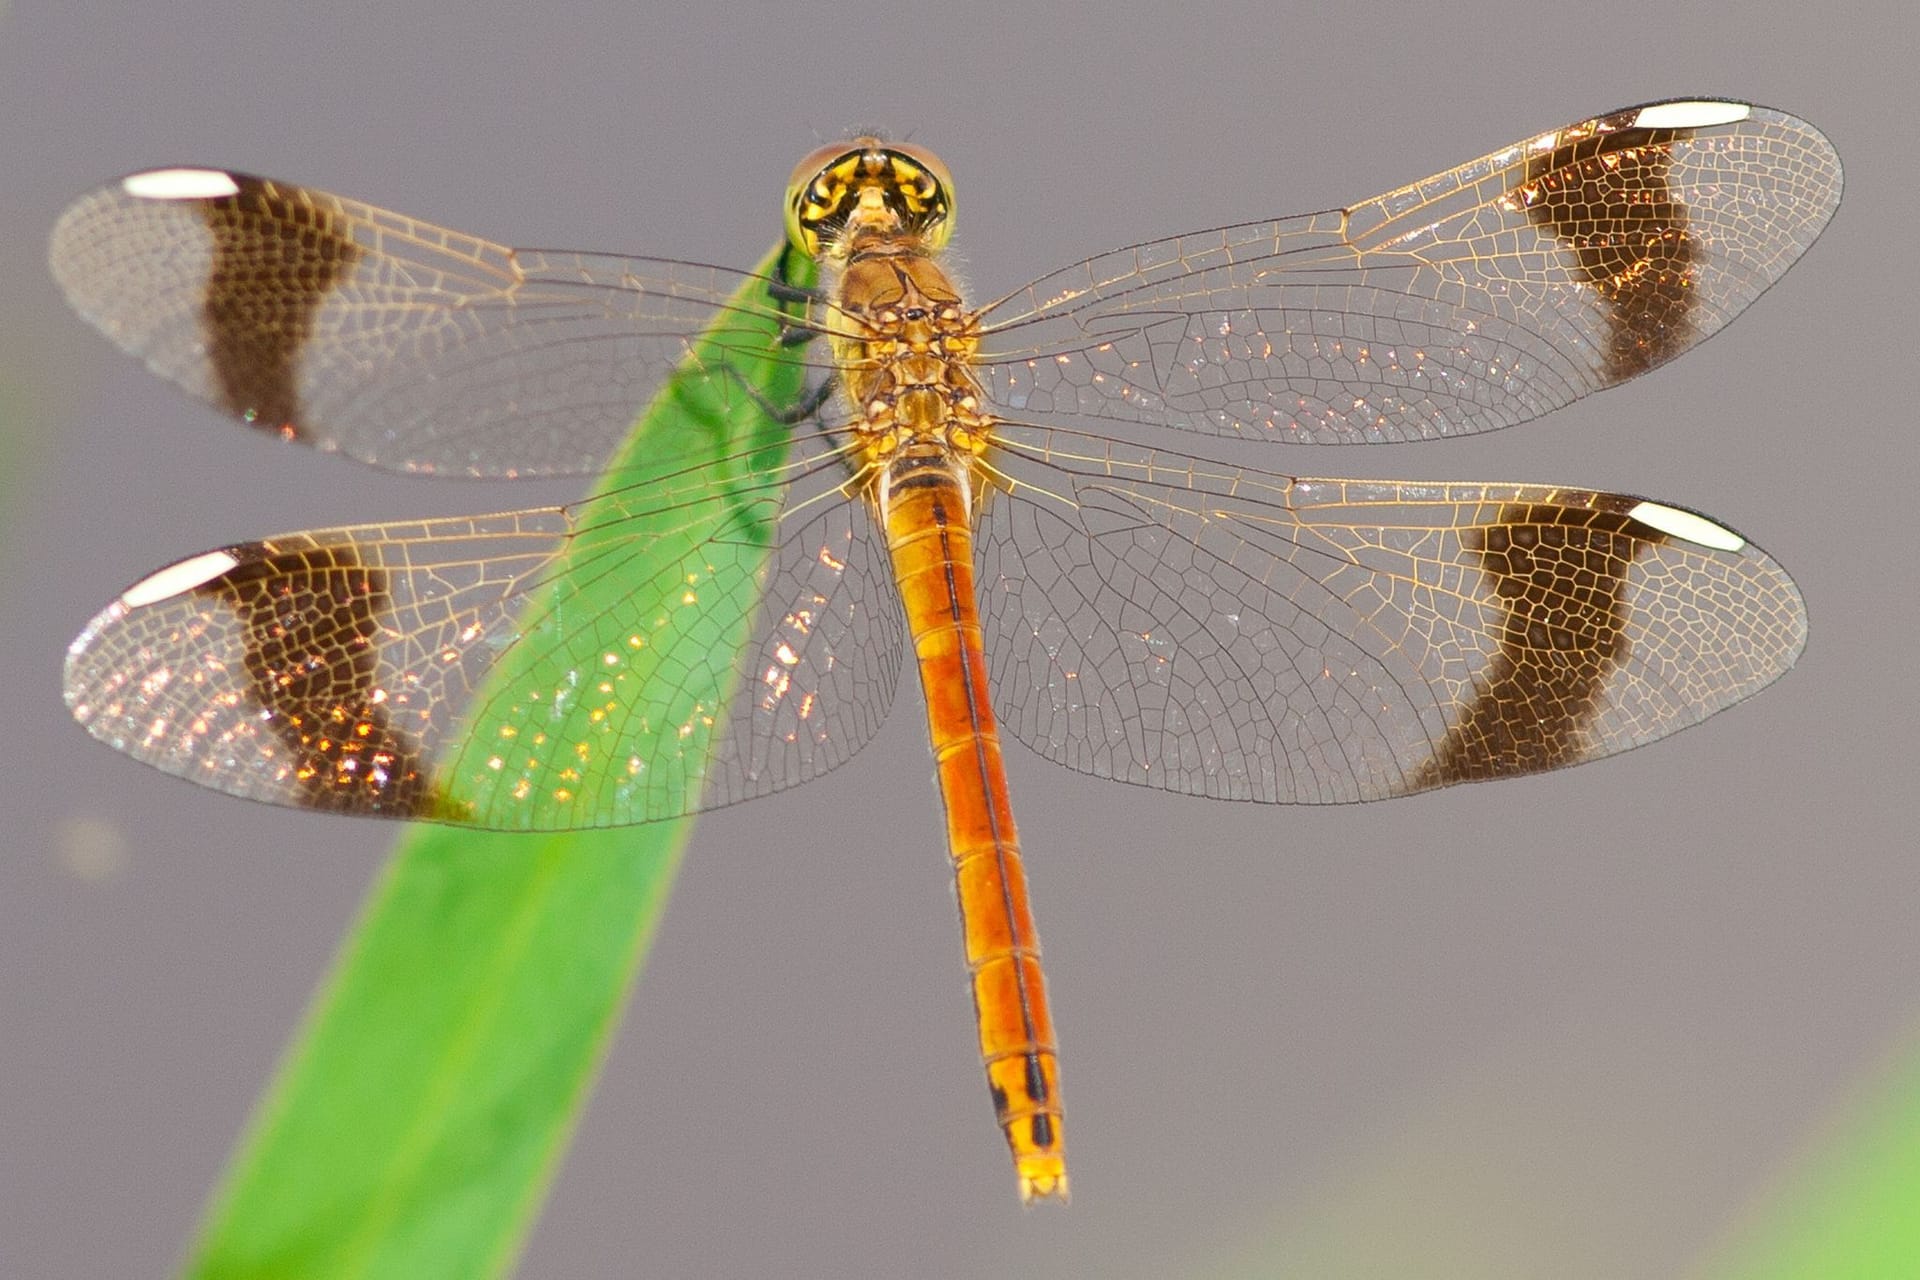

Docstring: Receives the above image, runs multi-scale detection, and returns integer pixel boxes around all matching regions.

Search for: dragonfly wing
[707,488,907,806]
[64,453,904,829]
[973,101,1840,444]
[978,425,1805,803]
[49,169,823,476]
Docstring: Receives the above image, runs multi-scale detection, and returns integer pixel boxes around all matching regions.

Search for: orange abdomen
[877,453,1067,1203]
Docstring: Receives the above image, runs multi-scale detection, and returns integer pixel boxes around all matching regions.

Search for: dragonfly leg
[773,373,836,425]
[766,243,827,307]
[716,363,837,427]
[764,243,827,351]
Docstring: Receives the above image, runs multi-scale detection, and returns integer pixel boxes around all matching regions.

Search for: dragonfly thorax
[832,249,993,485]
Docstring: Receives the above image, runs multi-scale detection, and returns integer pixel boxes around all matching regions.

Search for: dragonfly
[52,98,1839,1202]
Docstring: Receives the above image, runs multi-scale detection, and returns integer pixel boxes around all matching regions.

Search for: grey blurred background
[1,3,1913,1277]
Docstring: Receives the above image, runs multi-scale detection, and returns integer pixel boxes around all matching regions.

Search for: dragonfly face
[51,98,1839,1201]
[785,137,955,258]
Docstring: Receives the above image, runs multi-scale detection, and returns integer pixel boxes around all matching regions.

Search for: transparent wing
[63,438,905,829]
[978,424,1805,802]
[49,168,832,476]
[973,100,1841,444]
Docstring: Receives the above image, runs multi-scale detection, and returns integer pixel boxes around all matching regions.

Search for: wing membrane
[58,102,1827,824]
[973,101,1840,444]
[49,170,829,476]
[64,445,904,829]
[50,103,1842,479]
[979,424,1806,802]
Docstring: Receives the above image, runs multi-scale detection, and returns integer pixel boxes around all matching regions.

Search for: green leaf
[183,244,816,1280]
[1698,1031,1920,1280]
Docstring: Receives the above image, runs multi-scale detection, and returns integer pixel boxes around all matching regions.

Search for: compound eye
[785,141,865,208]
[884,141,953,206]
[784,139,872,256]
[883,141,955,250]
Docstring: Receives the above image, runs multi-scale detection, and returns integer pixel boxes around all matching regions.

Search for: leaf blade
[183,244,816,1279]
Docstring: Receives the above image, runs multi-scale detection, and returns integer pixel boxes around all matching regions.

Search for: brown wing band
[1411,503,1668,788]
[200,177,362,441]
[1514,117,1699,382]
[196,542,443,816]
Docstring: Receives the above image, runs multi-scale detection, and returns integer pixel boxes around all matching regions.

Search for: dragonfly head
[785,137,954,259]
